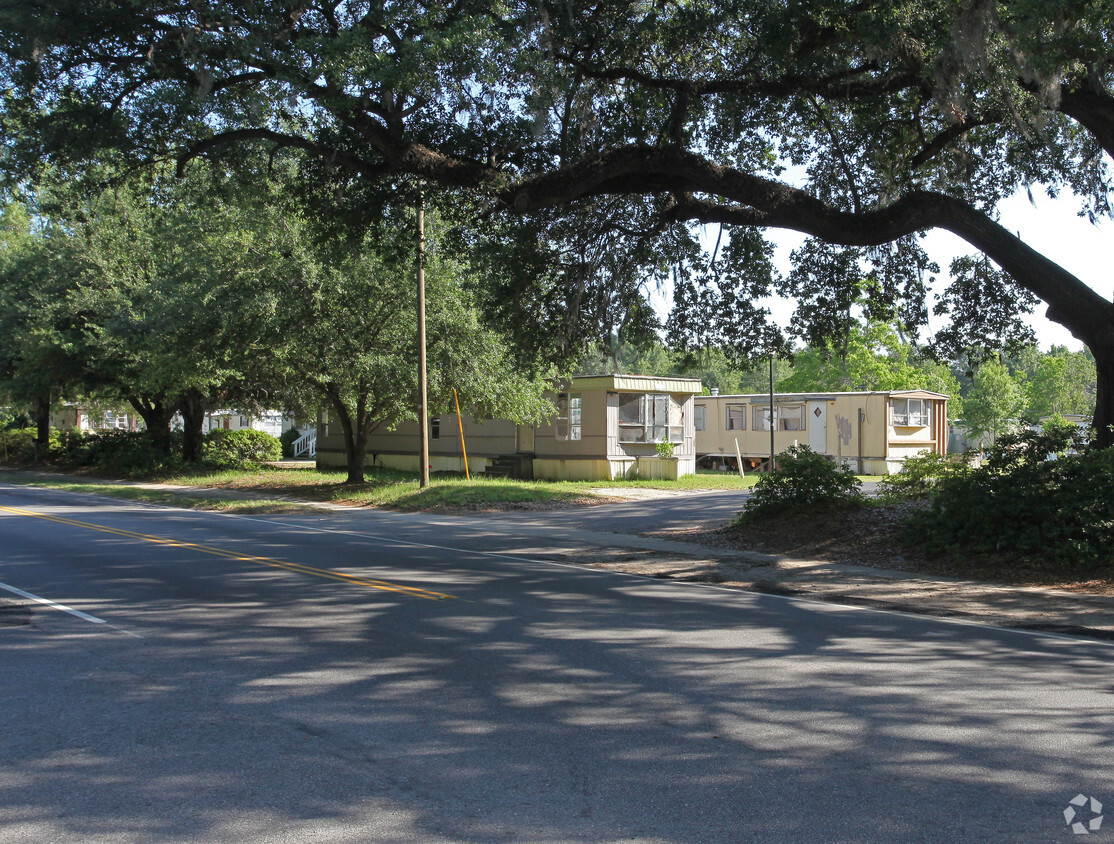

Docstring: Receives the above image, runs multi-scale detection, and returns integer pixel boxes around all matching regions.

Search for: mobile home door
[808,400,827,453]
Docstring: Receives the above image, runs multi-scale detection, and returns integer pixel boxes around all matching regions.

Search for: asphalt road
[1,482,1111,843]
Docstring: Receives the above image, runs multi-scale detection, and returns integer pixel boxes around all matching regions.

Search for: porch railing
[291,430,317,458]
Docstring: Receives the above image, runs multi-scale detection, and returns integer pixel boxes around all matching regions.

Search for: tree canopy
[962,356,1028,443]
[0,162,551,476]
[271,203,555,483]
[777,320,963,404]
[3,1,1114,439]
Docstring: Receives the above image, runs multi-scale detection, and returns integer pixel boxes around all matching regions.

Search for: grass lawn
[0,463,882,513]
[159,465,767,509]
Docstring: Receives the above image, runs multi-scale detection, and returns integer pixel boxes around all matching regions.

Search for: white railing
[292,430,317,458]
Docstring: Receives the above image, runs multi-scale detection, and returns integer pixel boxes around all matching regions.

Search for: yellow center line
[0,505,456,601]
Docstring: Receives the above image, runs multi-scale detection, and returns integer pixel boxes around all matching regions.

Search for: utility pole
[417,189,430,488]
[768,354,775,472]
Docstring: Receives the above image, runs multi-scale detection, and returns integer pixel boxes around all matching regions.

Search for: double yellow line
[0,505,455,601]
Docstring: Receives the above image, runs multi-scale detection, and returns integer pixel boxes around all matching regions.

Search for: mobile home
[315,374,703,481]
[694,390,949,474]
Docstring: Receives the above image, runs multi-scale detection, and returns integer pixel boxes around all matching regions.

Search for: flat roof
[569,374,703,394]
[696,389,950,400]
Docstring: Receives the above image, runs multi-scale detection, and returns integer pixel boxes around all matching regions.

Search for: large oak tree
[3,1,1113,441]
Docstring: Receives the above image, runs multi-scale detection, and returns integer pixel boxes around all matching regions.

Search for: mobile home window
[694,404,707,432]
[892,397,929,427]
[754,404,807,431]
[556,393,582,440]
[725,404,746,431]
[618,393,683,443]
[753,406,776,431]
[778,404,805,431]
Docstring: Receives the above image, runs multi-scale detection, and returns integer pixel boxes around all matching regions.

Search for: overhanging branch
[174,128,388,178]
[500,144,1113,346]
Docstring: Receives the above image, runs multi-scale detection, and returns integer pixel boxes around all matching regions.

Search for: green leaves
[961,357,1028,442]
[4,0,1114,448]
[737,444,864,522]
[776,320,961,397]
[932,254,1039,361]
[902,424,1114,568]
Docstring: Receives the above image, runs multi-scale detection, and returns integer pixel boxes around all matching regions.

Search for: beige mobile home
[315,374,703,481]
[694,390,949,474]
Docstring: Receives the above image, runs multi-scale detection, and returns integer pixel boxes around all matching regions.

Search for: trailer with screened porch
[314,374,703,480]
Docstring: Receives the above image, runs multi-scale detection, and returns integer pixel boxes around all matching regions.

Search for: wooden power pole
[417,190,430,488]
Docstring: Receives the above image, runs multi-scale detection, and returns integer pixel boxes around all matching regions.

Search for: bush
[737,444,864,523]
[0,428,41,462]
[79,429,184,476]
[203,428,282,468]
[0,428,93,465]
[0,426,185,476]
[901,426,1114,568]
[279,426,302,458]
[876,451,973,503]
[51,428,93,463]
[0,409,31,431]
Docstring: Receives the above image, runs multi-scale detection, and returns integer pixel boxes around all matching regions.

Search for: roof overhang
[566,374,703,394]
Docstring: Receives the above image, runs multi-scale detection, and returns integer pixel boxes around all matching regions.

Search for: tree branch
[1056,83,1114,161]
[501,144,1114,347]
[174,128,389,178]
[909,113,1000,168]
[557,54,927,102]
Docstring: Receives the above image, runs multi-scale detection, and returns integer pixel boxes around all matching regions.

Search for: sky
[917,190,1110,351]
[653,188,1111,354]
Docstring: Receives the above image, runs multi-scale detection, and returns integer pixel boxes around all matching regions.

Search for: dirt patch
[652,503,1114,597]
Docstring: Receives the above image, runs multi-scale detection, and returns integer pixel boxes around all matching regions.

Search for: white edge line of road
[228,513,1114,651]
[0,483,1104,650]
[0,580,143,638]
[0,580,105,622]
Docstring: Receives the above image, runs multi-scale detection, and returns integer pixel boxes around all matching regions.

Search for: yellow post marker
[453,388,471,480]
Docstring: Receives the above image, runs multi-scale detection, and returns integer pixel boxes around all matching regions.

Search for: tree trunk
[350,392,377,485]
[349,422,371,485]
[326,393,365,485]
[128,396,176,456]
[179,389,206,463]
[1090,344,1114,449]
[324,388,378,485]
[31,388,50,463]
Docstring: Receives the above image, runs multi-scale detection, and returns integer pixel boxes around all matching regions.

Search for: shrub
[0,428,41,463]
[203,428,282,468]
[737,444,863,523]
[79,429,184,476]
[50,428,93,463]
[980,418,1089,474]
[901,426,1114,568]
[279,426,302,458]
[0,409,31,431]
[876,451,973,503]
[655,440,675,458]
[0,426,185,475]
[0,428,90,464]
